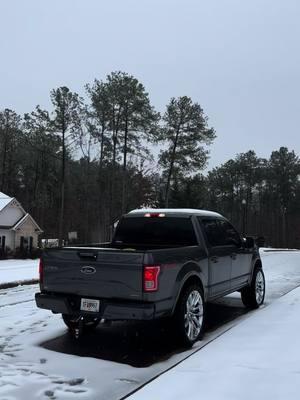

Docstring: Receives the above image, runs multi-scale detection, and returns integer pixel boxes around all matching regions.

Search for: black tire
[241,268,265,309]
[173,284,206,348]
[62,314,100,332]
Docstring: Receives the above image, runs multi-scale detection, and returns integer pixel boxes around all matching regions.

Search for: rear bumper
[35,292,156,320]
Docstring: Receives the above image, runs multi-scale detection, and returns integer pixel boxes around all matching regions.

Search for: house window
[20,236,33,252]
[1,236,5,250]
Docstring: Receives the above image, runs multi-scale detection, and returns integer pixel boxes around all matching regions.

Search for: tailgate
[41,248,145,300]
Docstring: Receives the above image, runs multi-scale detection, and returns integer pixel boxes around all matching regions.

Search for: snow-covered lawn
[0,259,38,286]
[129,271,300,400]
[0,249,299,399]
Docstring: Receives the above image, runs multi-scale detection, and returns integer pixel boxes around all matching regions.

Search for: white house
[0,192,43,252]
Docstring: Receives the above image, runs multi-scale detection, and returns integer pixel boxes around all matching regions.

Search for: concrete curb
[0,279,39,290]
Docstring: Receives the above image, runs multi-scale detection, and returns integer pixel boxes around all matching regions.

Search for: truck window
[217,219,242,247]
[113,217,198,247]
[200,218,223,246]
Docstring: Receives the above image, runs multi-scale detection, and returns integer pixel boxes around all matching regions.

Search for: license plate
[80,298,100,312]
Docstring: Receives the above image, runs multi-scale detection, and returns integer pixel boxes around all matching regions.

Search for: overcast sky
[0,0,299,169]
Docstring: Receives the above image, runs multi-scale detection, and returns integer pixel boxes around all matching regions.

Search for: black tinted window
[113,217,197,246]
[200,218,223,246]
[218,220,241,246]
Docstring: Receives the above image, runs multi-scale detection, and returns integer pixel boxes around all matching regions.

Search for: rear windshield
[113,217,198,247]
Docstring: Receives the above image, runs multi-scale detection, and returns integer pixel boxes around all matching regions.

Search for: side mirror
[244,236,255,249]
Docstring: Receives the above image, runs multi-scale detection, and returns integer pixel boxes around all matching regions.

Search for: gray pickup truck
[35,208,265,347]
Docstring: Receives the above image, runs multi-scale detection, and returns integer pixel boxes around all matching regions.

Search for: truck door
[217,219,252,289]
[198,217,232,297]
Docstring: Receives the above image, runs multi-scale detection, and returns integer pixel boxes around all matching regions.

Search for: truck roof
[128,208,222,218]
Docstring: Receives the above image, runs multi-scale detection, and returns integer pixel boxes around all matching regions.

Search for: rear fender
[249,256,263,284]
[171,263,206,315]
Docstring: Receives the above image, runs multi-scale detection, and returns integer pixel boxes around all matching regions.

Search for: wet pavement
[41,295,248,368]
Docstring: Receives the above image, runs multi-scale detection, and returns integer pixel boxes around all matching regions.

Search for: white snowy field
[0,249,299,400]
[129,265,300,400]
[0,259,38,285]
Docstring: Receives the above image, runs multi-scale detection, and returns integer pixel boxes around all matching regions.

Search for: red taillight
[144,213,165,218]
[143,265,160,292]
[39,258,43,284]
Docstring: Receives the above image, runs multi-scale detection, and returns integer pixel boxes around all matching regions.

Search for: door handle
[210,256,219,263]
[231,253,237,260]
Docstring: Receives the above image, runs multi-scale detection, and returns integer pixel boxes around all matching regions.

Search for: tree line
[0,71,299,248]
[170,148,300,248]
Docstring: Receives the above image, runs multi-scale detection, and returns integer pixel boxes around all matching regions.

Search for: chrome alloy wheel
[184,290,204,341]
[255,270,265,304]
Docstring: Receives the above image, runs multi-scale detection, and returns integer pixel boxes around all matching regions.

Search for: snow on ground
[0,259,38,285]
[0,249,299,399]
[129,277,300,400]
[0,285,175,400]
[260,248,300,301]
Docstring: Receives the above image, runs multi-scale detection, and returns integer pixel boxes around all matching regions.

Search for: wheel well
[250,259,262,283]
[181,275,204,294]
[254,260,262,270]
[172,275,204,315]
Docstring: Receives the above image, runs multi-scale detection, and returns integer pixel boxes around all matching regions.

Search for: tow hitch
[74,316,85,339]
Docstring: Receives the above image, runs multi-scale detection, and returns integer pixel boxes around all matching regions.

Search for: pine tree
[22,107,61,231]
[158,96,215,206]
[49,87,82,245]
[106,72,159,214]
[0,109,22,193]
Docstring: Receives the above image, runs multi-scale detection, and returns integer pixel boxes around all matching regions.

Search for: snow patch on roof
[128,208,222,217]
[0,192,10,199]
[0,192,13,212]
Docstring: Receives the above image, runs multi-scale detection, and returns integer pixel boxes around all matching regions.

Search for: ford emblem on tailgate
[81,266,96,274]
